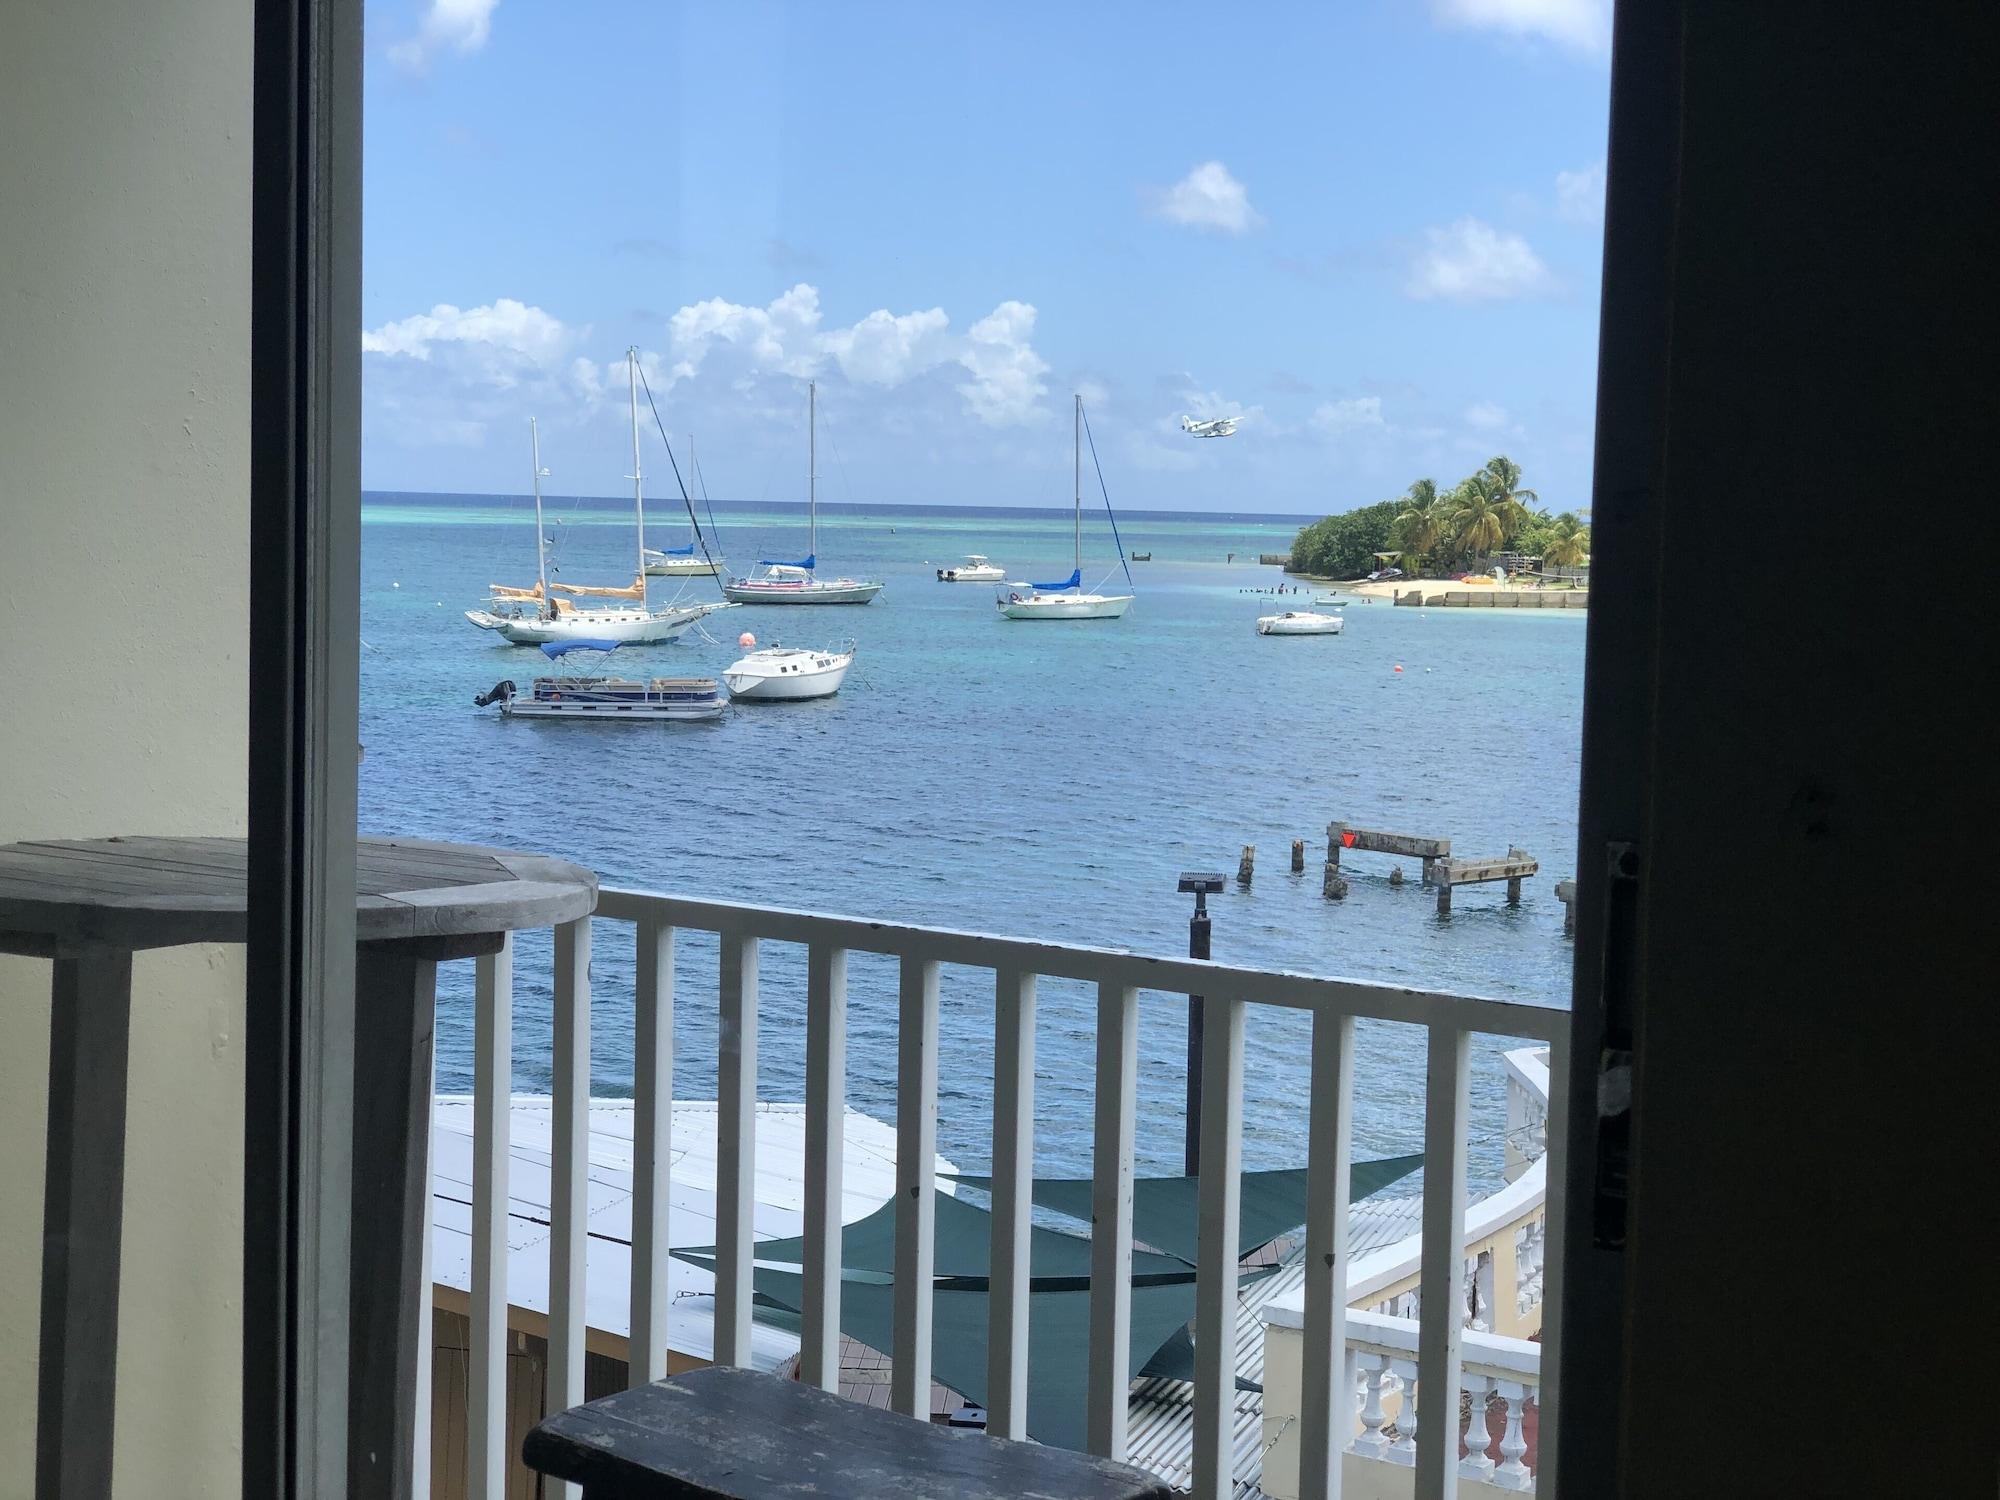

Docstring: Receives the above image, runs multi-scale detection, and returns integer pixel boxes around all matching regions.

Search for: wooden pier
[1431,849,1540,915]
[1325,824,1452,884]
[1322,822,1542,916]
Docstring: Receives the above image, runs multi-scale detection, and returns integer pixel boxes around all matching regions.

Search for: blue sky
[362,0,1611,514]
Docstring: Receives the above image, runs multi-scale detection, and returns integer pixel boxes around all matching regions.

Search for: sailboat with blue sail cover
[997,394,1134,620]
[643,433,720,576]
[721,383,882,605]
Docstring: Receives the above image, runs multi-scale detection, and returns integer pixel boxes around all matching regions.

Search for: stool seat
[523,1366,1173,1500]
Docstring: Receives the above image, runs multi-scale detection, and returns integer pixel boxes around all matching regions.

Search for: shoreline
[1305,575,1591,606]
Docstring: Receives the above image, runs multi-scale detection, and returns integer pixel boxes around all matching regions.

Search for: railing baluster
[1087,980,1138,1461]
[801,943,848,1390]
[891,956,941,1419]
[714,931,759,1367]
[986,967,1036,1440]
[1415,1027,1470,1500]
[629,920,674,1384]
[1300,1010,1357,1500]
[469,938,512,1500]
[549,919,592,1500]
[1537,1034,1570,1500]
[414,1020,436,1500]
[1192,995,1245,1500]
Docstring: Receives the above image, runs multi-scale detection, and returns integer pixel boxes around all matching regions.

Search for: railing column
[986,968,1036,1440]
[1537,1034,1569,1500]
[891,956,940,1419]
[1493,1380,1533,1491]
[714,931,759,1367]
[468,938,511,1500]
[1192,995,1245,1500]
[801,943,847,1390]
[1087,980,1138,1461]
[549,918,592,1500]
[1458,1374,1495,1482]
[1299,1010,1356,1500]
[1415,1026,1470,1499]
[629,921,674,1385]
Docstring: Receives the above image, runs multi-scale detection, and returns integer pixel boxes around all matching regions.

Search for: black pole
[1184,891,1210,1177]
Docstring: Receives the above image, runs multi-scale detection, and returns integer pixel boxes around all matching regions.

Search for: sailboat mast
[1073,392,1082,589]
[628,347,645,582]
[531,417,549,600]
[808,381,818,565]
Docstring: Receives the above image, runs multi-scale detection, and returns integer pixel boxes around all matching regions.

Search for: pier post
[1506,876,1522,905]
[1326,823,1346,870]
[1436,883,1452,917]
[1389,866,1404,888]
[1238,845,1254,886]
[1291,839,1305,873]
[1323,865,1348,900]
[1421,856,1437,885]
[1556,879,1577,935]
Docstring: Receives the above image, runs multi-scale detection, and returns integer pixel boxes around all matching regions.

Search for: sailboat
[996,394,1134,621]
[720,383,882,605]
[643,433,721,576]
[466,351,734,645]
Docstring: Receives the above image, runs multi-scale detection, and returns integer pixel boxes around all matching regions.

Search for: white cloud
[389,0,500,72]
[1406,219,1553,303]
[1466,400,1509,431]
[823,306,954,387]
[1151,161,1264,234]
[362,298,574,364]
[1432,0,1611,54]
[1556,162,1606,224]
[956,303,1050,426]
[362,298,595,451]
[1311,396,1387,434]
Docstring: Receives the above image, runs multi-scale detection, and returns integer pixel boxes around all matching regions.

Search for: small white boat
[937,554,1005,582]
[720,382,881,606]
[474,640,726,720]
[722,639,854,701]
[643,547,719,578]
[997,394,1134,623]
[1257,610,1345,636]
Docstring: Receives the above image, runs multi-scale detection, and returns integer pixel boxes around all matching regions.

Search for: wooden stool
[523,1366,1173,1500]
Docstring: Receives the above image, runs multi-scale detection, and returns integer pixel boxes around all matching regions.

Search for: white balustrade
[432,886,1565,1500]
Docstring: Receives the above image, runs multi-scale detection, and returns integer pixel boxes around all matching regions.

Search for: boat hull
[1257,612,1344,635]
[497,676,726,721]
[997,592,1134,620]
[721,579,882,605]
[937,565,1005,582]
[470,602,733,645]
[723,649,853,701]
[643,557,719,577]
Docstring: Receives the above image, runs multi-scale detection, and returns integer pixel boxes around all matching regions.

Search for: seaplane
[1180,414,1239,439]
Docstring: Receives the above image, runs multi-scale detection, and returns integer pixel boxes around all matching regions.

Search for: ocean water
[360,492,1582,1191]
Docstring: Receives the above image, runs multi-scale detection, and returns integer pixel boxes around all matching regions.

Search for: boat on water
[1257,610,1345,636]
[996,394,1134,622]
[643,433,722,576]
[722,636,854,702]
[936,554,1005,583]
[466,354,734,646]
[721,383,882,606]
[474,640,726,721]
[1130,551,1152,562]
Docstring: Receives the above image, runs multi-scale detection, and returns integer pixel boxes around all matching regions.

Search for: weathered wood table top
[524,1366,1174,1500]
[0,834,596,955]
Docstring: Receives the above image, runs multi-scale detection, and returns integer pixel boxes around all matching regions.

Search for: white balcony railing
[437,887,1569,1500]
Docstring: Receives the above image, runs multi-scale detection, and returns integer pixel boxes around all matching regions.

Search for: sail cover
[757,553,815,570]
[539,639,621,658]
[662,543,696,556]
[1032,568,1082,591]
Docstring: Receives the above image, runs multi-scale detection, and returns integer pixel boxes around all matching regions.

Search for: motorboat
[996,394,1134,622]
[936,555,1005,582]
[722,638,854,701]
[1256,610,1345,636]
[473,640,726,721]
[720,382,882,605]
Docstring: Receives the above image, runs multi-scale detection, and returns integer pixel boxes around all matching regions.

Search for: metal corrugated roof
[1123,1195,1427,1498]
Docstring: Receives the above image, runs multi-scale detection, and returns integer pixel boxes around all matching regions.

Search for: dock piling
[1322,865,1348,900]
[1389,866,1404,888]
[1237,845,1255,886]
[1556,879,1577,936]
[1290,839,1305,873]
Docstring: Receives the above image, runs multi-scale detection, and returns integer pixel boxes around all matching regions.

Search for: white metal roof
[429,1096,955,1372]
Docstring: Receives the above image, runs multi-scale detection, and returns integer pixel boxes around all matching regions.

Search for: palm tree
[1393,478,1442,574]
[1479,456,1538,546]
[1451,476,1511,563]
[1544,512,1591,569]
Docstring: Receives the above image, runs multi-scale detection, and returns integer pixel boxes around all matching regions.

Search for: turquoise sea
[360,492,1582,1191]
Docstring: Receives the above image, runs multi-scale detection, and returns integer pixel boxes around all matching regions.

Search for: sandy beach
[1323,576,1590,602]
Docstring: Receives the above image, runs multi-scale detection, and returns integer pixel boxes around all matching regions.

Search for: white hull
[937,556,1005,582]
[1257,611,1344,635]
[643,554,719,577]
[721,578,882,605]
[997,591,1133,621]
[466,601,733,645]
[723,647,853,701]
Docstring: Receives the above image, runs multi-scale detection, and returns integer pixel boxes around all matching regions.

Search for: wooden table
[0,834,598,1500]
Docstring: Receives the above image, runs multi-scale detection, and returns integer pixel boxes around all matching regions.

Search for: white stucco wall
[0,2,252,1493]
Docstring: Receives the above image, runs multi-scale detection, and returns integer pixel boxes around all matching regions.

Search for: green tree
[1391,478,1443,575]
[1544,512,1591,568]
[1287,498,1403,577]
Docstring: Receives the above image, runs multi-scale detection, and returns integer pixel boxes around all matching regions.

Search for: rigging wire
[1079,404,1135,590]
[634,362,732,594]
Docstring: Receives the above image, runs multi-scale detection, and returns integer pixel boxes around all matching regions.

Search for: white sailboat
[643,433,721,576]
[466,352,734,645]
[721,383,882,605]
[996,394,1134,621]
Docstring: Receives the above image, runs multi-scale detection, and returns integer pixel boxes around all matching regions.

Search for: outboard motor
[473,679,515,708]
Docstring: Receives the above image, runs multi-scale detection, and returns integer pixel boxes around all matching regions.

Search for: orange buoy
[738,632,757,649]
[1394,664,1404,673]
